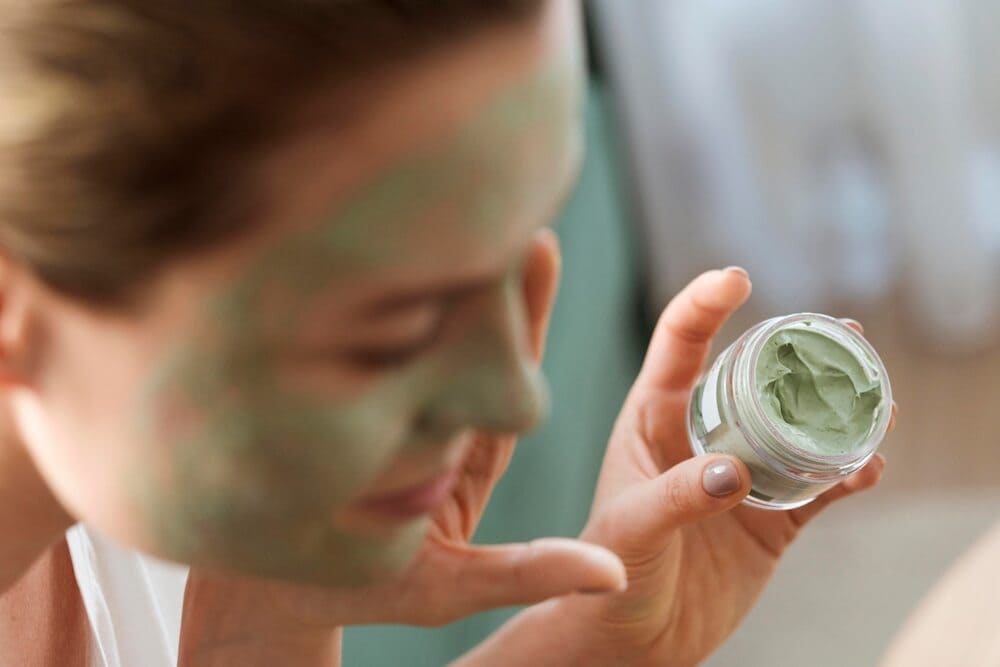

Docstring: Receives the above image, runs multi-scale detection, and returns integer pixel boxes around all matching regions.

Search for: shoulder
[0,537,90,667]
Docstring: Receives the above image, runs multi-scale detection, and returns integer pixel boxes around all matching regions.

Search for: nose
[420,280,549,435]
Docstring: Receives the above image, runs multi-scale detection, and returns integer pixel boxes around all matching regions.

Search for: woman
[0,1,887,664]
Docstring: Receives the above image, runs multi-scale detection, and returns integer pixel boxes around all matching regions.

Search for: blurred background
[346,1,1000,664]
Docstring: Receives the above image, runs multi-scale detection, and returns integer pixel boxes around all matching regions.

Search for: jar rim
[735,313,893,474]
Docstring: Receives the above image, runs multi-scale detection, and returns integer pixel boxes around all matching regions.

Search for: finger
[522,228,561,362]
[638,268,752,393]
[444,432,516,539]
[591,455,751,555]
[787,453,886,528]
[439,538,626,620]
[838,319,897,431]
[840,319,897,433]
[840,318,864,335]
[837,319,898,434]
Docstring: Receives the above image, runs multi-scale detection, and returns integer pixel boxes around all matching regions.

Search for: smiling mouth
[353,467,460,521]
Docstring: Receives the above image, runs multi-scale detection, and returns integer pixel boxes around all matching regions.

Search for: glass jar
[687,313,893,510]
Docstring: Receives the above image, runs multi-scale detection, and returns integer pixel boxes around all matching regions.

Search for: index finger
[637,268,752,393]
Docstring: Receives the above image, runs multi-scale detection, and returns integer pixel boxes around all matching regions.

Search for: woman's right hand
[459,269,895,667]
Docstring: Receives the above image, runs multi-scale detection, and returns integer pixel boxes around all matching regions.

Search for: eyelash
[346,342,432,371]
[340,273,513,372]
[343,315,446,371]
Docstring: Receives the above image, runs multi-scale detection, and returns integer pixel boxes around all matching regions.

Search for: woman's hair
[0,0,542,307]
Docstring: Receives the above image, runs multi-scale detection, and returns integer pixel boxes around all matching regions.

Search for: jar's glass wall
[688,353,834,509]
[686,317,871,510]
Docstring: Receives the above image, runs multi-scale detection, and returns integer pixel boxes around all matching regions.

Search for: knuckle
[512,541,544,589]
[659,314,712,347]
[661,472,698,516]
[632,390,674,454]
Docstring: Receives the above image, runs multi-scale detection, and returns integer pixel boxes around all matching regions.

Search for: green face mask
[127,47,583,586]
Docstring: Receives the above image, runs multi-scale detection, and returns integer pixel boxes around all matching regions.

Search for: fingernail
[576,576,628,595]
[841,318,864,334]
[581,547,628,592]
[576,586,617,595]
[723,265,749,278]
[703,459,741,497]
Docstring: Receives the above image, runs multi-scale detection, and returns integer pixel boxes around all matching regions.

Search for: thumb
[432,538,625,621]
[598,455,751,555]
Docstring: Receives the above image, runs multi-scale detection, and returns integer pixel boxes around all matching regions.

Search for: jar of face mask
[687,313,893,510]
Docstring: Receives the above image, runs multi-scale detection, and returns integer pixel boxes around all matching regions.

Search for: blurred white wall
[592,0,1000,351]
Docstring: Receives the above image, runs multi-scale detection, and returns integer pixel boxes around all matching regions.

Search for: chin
[276,517,430,588]
[176,513,432,589]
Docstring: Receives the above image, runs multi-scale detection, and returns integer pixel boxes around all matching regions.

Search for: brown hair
[0,0,543,307]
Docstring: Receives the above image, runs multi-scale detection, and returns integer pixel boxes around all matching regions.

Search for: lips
[353,467,460,521]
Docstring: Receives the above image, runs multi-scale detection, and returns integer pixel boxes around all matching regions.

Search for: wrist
[454,596,622,667]
[179,629,341,667]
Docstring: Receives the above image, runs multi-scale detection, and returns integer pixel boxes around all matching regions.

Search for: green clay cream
[756,328,882,457]
[688,313,892,510]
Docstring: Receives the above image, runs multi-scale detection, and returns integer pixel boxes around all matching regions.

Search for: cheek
[127,340,425,579]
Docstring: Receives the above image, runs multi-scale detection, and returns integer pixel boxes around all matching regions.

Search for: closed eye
[286,303,449,373]
[341,326,443,371]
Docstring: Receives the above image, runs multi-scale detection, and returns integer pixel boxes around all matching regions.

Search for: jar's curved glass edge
[686,312,894,506]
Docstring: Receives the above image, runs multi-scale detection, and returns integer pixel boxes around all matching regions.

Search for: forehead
[229,14,583,305]
[315,64,578,275]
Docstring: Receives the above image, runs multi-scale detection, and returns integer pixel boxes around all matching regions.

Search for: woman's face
[9,0,584,584]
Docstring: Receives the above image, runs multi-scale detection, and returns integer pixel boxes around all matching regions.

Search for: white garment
[65,524,189,667]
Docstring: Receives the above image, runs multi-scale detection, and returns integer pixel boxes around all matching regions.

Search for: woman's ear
[521,227,561,363]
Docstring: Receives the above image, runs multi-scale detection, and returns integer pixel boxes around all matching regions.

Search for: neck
[0,402,73,592]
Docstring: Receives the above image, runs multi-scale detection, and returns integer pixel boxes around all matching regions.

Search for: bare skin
[0,404,85,666]
[0,539,89,667]
[0,405,73,594]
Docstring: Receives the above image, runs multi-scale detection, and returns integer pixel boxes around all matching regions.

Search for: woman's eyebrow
[352,170,572,319]
[360,274,498,317]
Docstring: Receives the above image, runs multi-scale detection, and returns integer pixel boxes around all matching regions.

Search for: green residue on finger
[756,327,883,456]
